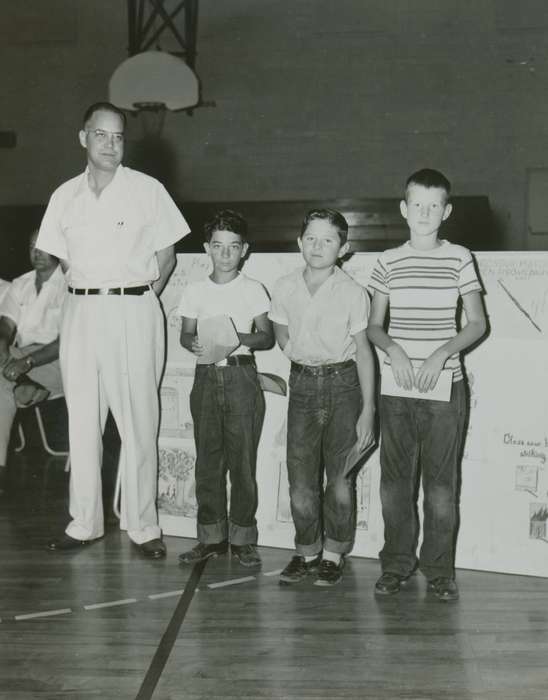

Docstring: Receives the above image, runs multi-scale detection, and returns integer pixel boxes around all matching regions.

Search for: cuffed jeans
[190,363,265,546]
[287,361,362,556]
[379,380,467,580]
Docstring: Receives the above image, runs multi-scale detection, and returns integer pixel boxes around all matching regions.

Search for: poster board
[158,252,548,577]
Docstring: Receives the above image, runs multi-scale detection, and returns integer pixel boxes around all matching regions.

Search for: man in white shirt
[0,231,65,492]
[37,102,190,557]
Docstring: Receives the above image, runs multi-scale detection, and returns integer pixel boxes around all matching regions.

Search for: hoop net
[133,101,167,139]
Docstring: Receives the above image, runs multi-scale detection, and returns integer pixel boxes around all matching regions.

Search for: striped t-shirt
[369,240,482,382]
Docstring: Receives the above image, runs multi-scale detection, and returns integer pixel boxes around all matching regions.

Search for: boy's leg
[418,381,467,586]
[378,395,420,579]
[190,366,228,546]
[286,369,324,557]
[223,365,265,548]
[322,364,362,557]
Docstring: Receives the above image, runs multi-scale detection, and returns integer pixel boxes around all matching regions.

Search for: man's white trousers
[60,291,164,544]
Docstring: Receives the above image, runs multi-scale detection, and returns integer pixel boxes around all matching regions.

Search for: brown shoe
[138,538,167,559]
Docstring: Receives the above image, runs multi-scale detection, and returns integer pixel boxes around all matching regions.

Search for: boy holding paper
[178,210,273,567]
[367,169,486,601]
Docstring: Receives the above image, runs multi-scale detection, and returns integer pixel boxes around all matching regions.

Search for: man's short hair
[204,209,248,242]
[405,168,451,201]
[82,102,127,129]
[300,208,349,245]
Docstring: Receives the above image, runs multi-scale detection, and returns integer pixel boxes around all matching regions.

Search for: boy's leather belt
[202,355,255,367]
[290,359,355,376]
[68,285,151,296]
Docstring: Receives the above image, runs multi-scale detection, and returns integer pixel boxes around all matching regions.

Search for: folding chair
[15,394,70,472]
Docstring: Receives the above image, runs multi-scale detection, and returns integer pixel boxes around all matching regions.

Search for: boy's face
[400,184,452,239]
[204,229,248,273]
[298,219,348,270]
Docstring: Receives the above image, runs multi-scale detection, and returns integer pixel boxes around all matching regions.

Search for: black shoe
[427,577,459,601]
[231,544,261,567]
[314,558,344,587]
[46,533,101,552]
[138,538,167,559]
[279,554,321,584]
[178,540,228,565]
[375,571,412,596]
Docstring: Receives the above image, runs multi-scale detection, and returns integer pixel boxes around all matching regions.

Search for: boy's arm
[353,329,376,451]
[237,312,274,351]
[179,316,204,356]
[272,321,290,352]
[366,291,414,390]
[415,290,487,392]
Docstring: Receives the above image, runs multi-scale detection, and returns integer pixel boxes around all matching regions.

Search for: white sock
[323,550,341,565]
[304,553,321,563]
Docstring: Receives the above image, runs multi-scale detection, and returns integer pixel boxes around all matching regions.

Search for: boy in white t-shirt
[177,210,273,567]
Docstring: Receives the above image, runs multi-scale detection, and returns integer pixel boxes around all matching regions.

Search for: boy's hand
[387,343,414,390]
[191,338,205,356]
[415,349,447,392]
[356,406,376,452]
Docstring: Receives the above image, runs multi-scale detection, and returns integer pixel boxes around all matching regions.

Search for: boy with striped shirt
[367,169,486,601]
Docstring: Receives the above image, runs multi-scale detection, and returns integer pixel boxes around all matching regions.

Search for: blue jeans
[379,380,467,580]
[286,361,362,556]
[190,363,265,545]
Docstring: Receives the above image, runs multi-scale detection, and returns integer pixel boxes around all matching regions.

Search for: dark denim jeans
[190,363,265,546]
[379,380,467,580]
[287,361,362,556]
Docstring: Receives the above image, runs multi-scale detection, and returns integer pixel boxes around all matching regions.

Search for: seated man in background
[0,230,65,493]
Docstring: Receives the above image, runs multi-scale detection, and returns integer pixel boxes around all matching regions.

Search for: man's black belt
[68,285,151,296]
[199,355,256,368]
[290,359,355,376]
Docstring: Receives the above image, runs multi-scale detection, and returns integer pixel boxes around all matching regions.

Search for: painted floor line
[148,589,186,600]
[208,576,256,589]
[84,598,138,611]
[262,568,283,577]
[15,608,73,620]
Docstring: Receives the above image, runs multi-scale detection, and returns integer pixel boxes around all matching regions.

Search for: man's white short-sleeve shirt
[0,265,66,347]
[36,166,190,288]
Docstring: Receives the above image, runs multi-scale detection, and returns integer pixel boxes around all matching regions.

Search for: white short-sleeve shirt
[269,266,370,365]
[36,165,190,288]
[177,273,270,357]
[0,265,66,347]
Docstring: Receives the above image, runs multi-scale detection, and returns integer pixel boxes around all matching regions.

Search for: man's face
[204,229,248,274]
[79,109,125,172]
[400,184,452,238]
[29,234,57,274]
[298,219,348,269]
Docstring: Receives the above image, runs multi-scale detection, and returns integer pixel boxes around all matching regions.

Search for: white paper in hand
[196,315,240,364]
[381,365,453,402]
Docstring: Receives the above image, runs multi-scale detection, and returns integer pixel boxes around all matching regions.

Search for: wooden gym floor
[1,448,547,700]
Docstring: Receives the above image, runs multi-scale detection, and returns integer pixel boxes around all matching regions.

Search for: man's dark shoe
[178,540,228,565]
[427,576,459,601]
[279,554,321,584]
[46,533,101,552]
[314,558,344,587]
[138,538,167,559]
[231,544,261,567]
[375,571,412,596]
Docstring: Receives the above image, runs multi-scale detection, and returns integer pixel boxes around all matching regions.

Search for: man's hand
[415,349,447,392]
[387,343,414,390]
[355,406,376,452]
[2,357,29,382]
[190,337,205,357]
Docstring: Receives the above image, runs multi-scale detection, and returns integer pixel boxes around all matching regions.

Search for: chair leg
[34,405,70,457]
[113,456,121,519]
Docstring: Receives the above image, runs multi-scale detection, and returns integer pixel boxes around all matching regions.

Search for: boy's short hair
[204,209,248,242]
[300,208,349,245]
[83,101,127,129]
[405,168,451,201]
